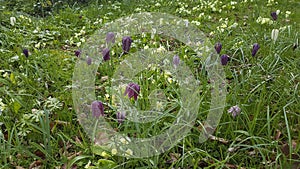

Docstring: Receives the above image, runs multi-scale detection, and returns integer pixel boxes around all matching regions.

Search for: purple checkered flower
[220,54,229,65]
[173,55,180,67]
[122,36,133,53]
[91,101,104,118]
[75,50,81,57]
[86,56,92,65]
[214,42,222,54]
[23,49,29,57]
[106,32,115,44]
[270,12,278,20]
[102,48,110,61]
[252,43,260,56]
[116,111,126,124]
[124,82,140,101]
[228,105,241,118]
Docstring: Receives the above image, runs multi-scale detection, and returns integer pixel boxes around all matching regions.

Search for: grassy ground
[0,0,299,168]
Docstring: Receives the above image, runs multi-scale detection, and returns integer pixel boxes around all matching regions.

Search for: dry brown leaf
[274,129,281,140]
[15,166,25,169]
[226,163,246,169]
[281,140,297,156]
[61,163,77,169]
[209,135,229,144]
[67,151,82,160]
[75,136,82,144]
[101,76,109,82]
[29,160,42,169]
[166,153,180,164]
[34,150,45,159]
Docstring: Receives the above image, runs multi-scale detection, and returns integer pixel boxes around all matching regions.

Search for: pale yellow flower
[111,148,118,155]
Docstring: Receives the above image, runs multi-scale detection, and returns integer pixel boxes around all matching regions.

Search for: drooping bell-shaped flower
[106,32,115,44]
[86,56,92,65]
[252,43,260,56]
[75,50,81,57]
[124,82,140,101]
[220,54,229,65]
[23,49,29,57]
[173,55,180,67]
[270,12,278,20]
[116,111,126,124]
[102,48,110,61]
[91,101,104,118]
[122,36,133,53]
[214,42,222,54]
[228,105,241,118]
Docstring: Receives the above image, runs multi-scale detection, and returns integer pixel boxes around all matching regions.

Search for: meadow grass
[0,0,299,168]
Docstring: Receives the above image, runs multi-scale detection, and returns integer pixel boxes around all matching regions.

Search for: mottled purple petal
[252,43,260,56]
[220,54,229,65]
[102,48,110,61]
[117,111,126,124]
[173,55,180,67]
[75,50,81,57]
[23,49,29,57]
[228,105,241,118]
[124,82,140,101]
[214,42,222,54]
[122,36,132,53]
[91,101,104,118]
[106,32,115,44]
[86,56,92,65]
[270,12,278,20]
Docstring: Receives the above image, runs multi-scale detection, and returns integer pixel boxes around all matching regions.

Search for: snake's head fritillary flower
[86,56,92,65]
[270,12,278,20]
[173,55,180,67]
[116,111,126,124]
[102,48,110,61]
[106,32,115,44]
[91,101,104,118]
[122,36,133,53]
[252,43,260,56]
[214,42,222,54]
[228,105,241,118]
[75,50,81,57]
[124,82,140,101]
[220,54,229,65]
[23,49,29,57]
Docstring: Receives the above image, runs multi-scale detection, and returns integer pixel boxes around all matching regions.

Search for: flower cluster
[89,82,140,125]
[215,41,260,66]
[76,32,134,64]
[214,42,229,66]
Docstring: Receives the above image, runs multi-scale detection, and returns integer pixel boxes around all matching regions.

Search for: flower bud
[173,55,180,67]
[91,101,104,118]
[270,12,278,20]
[23,49,29,57]
[102,48,110,61]
[220,54,229,65]
[75,50,81,57]
[106,32,115,44]
[86,56,92,65]
[116,111,126,124]
[214,42,222,54]
[122,36,133,53]
[252,43,260,56]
